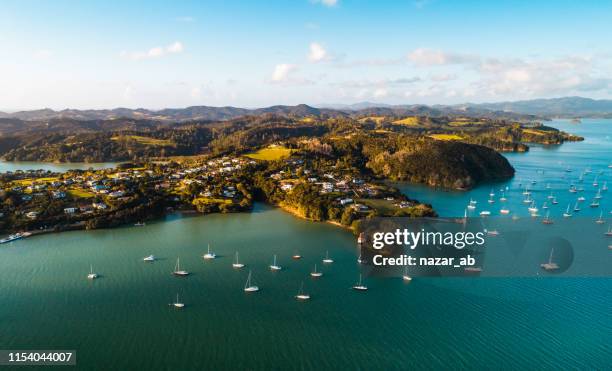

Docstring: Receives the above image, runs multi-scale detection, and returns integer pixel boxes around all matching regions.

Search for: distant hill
[464,97,612,118]
[1,102,538,123]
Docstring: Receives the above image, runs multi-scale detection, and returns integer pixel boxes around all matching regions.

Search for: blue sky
[1,0,612,110]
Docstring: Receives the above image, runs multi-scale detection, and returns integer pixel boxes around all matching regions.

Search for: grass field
[111,135,175,146]
[192,197,233,205]
[448,121,481,126]
[358,116,387,124]
[429,134,463,141]
[392,117,419,126]
[522,129,546,136]
[244,146,294,161]
[356,198,400,215]
[68,189,95,198]
[11,177,60,186]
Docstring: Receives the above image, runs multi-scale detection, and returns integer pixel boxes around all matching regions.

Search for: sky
[1,0,612,110]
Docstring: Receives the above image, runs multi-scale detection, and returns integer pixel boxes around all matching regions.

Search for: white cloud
[311,0,338,7]
[271,64,296,82]
[120,41,184,60]
[308,42,327,62]
[407,48,478,67]
[191,87,201,99]
[373,88,388,98]
[34,49,53,59]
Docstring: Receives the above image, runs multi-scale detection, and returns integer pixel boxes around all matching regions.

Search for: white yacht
[595,212,605,224]
[244,270,259,292]
[143,255,156,262]
[605,227,612,237]
[500,208,510,215]
[172,257,189,276]
[202,244,216,260]
[479,211,491,217]
[402,266,412,281]
[87,264,98,280]
[552,197,559,205]
[322,251,334,264]
[0,232,31,244]
[292,252,302,260]
[310,264,323,277]
[269,255,282,271]
[540,248,560,271]
[295,281,310,301]
[172,293,185,308]
[352,274,368,291]
[528,201,538,213]
[232,252,245,269]
[563,204,572,218]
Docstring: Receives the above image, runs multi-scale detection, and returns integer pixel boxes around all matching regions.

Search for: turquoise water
[0,120,611,369]
[0,161,118,173]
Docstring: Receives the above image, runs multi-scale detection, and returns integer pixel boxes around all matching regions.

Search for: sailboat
[172,257,189,276]
[87,264,98,280]
[402,266,412,281]
[295,281,310,301]
[542,211,553,225]
[172,293,185,308]
[322,251,334,264]
[552,197,559,205]
[488,194,495,204]
[232,252,245,268]
[542,201,548,210]
[244,270,259,292]
[602,182,608,191]
[590,199,600,208]
[563,204,572,218]
[500,208,510,215]
[202,244,216,260]
[269,255,282,271]
[489,188,495,197]
[594,189,603,199]
[292,251,302,259]
[528,200,538,213]
[310,264,323,277]
[573,201,581,212]
[499,191,507,202]
[352,274,368,291]
[593,176,599,187]
[605,227,612,237]
[540,248,560,271]
[547,191,554,199]
[357,252,364,264]
[467,201,476,210]
[143,255,156,262]
[595,212,605,224]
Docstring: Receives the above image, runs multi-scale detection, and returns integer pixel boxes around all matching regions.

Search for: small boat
[573,202,581,212]
[569,186,577,193]
[479,211,491,217]
[531,180,537,185]
[552,197,559,205]
[143,255,156,262]
[500,208,510,215]
[577,196,586,202]
[352,274,368,291]
[172,257,189,276]
[594,190,602,199]
[269,255,282,271]
[487,230,499,236]
[0,232,30,244]
[87,264,98,280]
[467,203,476,210]
[292,252,302,259]
[488,195,495,204]
[499,192,507,202]
[232,252,245,269]
[545,183,551,189]
[590,200,600,208]
[134,222,146,227]
[602,182,608,191]
[606,227,612,237]
[522,188,531,196]
[528,201,538,213]
[593,176,599,187]
[469,199,477,205]
[595,212,605,225]
[565,167,572,173]
[357,232,365,244]
[310,264,323,277]
[402,266,412,281]
[547,191,554,200]
[357,253,364,264]
[295,281,310,301]
[542,202,548,210]
[489,189,495,197]
[563,204,572,218]
[542,211,553,225]
[172,293,184,308]
[202,244,216,260]
[322,251,334,264]
[540,248,560,271]
[244,270,259,292]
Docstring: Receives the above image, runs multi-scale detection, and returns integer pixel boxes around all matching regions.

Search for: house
[280,183,293,191]
[340,198,354,206]
[64,207,77,214]
[52,191,66,199]
[92,202,108,210]
[26,211,39,219]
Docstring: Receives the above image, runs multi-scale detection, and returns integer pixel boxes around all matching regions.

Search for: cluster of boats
[87,247,373,309]
[0,232,32,244]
